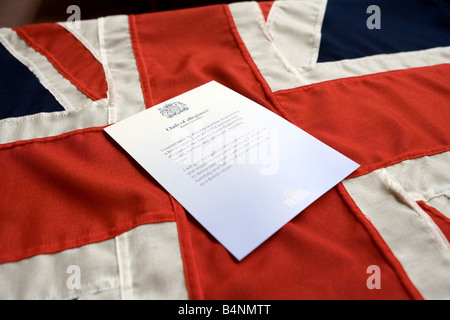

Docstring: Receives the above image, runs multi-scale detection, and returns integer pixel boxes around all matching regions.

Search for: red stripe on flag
[274,64,450,178]
[128,4,285,118]
[0,128,175,264]
[177,185,416,299]
[14,23,108,101]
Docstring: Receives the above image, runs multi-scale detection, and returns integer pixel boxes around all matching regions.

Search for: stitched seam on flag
[307,0,328,69]
[0,29,74,113]
[128,14,153,108]
[98,17,116,124]
[0,109,74,124]
[48,279,120,300]
[115,232,133,300]
[420,190,450,203]
[265,0,326,71]
[265,0,278,31]
[101,15,146,122]
[13,26,105,102]
[274,63,450,96]
[115,236,126,300]
[0,98,106,126]
[16,25,105,101]
[0,27,107,116]
[15,279,119,300]
[306,46,450,89]
[57,22,103,64]
[264,0,276,26]
[0,126,105,151]
[348,147,450,179]
[223,4,299,127]
[377,168,450,261]
[171,195,202,300]
[253,2,308,84]
[0,216,176,264]
[417,200,450,224]
[336,183,424,300]
[418,200,450,223]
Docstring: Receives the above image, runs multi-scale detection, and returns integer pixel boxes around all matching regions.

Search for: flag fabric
[0,0,449,300]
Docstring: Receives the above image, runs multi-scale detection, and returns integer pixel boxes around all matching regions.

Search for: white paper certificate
[105,81,359,260]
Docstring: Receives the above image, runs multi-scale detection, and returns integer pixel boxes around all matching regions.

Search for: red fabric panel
[128,4,285,118]
[13,23,108,101]
[0,128,175,264]
[129,15,152,109]
[176,184,415,299]
[274,64,450,179]
[258,1,274,21]
[417,200,450,243]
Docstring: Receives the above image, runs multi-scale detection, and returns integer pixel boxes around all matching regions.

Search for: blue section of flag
[0,42,64,120]
[318,0,450,62]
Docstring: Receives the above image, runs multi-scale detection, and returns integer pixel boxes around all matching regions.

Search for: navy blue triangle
[0,42,65,120]
[318,0,450,62]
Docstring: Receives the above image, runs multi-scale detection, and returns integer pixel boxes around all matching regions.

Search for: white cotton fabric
[0,223,188,300]
[343,152,450,300]
[229,0,450,92]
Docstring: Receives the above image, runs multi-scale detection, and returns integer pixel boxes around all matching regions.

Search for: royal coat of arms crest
[158,101,189,118]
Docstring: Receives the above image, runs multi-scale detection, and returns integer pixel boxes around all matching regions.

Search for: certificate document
[105,81,359,260]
